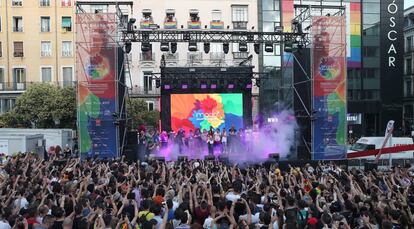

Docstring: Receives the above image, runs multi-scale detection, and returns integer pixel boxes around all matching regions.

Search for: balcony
[62,51,72,57]
[164,53,179,63]
[210,52,225,61]
[41,51,52,57]
[187,52,203,65]
[130,86,160,96]
[140,52,155,62]
[0,81,76,92]
[13,27,23,32]
[233,52,248,59]
[14,52,24,57]
[233,21,248,30]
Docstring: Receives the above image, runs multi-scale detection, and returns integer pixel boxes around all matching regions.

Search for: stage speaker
[268,153,280,161]
[127,131,138,145]
[123,145,137,163]
[364,162,378,172]
[178,156,188,162]
[218,155,229,163]
[205,155,215,161]
[155,157,165,162]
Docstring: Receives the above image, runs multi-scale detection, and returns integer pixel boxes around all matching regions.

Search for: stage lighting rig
[204,42,210,54]
[141,42,151,52]
[160,42,169,52]
[265,43,273,53]
[127,18,136,33]
[254,43,260,55]
[223,43,229,54]
[188,42,198,52]
[239,42,248,52]
[125,41,132,54]
[170,42,177,53]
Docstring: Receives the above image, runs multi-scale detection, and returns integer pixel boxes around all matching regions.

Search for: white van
[347,137,414,160]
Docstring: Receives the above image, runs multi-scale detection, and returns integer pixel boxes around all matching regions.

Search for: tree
[127,98,160,129]
[0,83,76,128]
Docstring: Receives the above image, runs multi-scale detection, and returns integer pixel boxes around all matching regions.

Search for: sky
[407,0,414,9]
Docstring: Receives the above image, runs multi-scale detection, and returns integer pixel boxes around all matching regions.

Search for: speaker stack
[123,131,138,163]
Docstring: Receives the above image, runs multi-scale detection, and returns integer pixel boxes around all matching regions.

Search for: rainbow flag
[140,20,153,29]
[188,21,201,29]
[164,21,177,29]
[210,21,224,29]
[347,2,361,68]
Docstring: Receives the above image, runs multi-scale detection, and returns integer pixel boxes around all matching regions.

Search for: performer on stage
[207,132,214,156]
[138,129,147,161]
[229,125,237,153]
[221,128,228,154]
[176,128,185,154]
[194,128,202,154]
[160,131,168,150]
[214,128,221,154]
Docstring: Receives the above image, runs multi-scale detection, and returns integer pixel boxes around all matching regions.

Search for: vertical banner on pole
[312,16,347,160]
[76,14,118,159]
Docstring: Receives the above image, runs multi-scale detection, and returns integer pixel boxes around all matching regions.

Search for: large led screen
[171,94,243,133]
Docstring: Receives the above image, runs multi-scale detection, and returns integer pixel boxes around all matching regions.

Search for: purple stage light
[201,84,207,89]
[182,84,188,89]
[164,85,171,90]
[228,84,235,89]
[211,84,217,89]
[246,83,252,89]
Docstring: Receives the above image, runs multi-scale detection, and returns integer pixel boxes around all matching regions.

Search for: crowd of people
[0,152,413,229]
[137,126,255,158]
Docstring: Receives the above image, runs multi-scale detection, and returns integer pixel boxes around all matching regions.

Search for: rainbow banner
[140,20,153,29]
[164,21,177,29]
[312,16,347,160]
[170,93,243,133]
[187,21,201,29]
[76,14,118,159]
[210,21,224,29]
[346,1,361,68]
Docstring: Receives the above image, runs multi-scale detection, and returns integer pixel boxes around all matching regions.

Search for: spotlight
[181,84,188,89]
[228,83,234,89]
[125,41,132,54]
[164,84,171,90]
[254,43,260,54]
[155,79,161,88]
[223,43,229,54]
[141,42,151,52]
[200,81,207,89]
[255,78,261,87]
[170,42,177,53]
[210,80,217,89]
[265,43,273,53]
[246,81,252,89]
[239,42,248,52]
[188,42,197,52]
[127,18,136,33]
[204,42,210,54]
[160,42,169,52]
[284,41,293,53]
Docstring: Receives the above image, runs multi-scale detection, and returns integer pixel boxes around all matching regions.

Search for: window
[41,17,50,32]
[407,36,412,52]
[0,68,4,84]
[406,58,412,75]
[143,72,153,92]
[0,42,2,57]
[12,0,22,6]
[0,16,2,32]
[406,80,412,96]
[13,42,23,57]
[13,17,23,32]
[147,101,154,111]
[62,41,72,57]
[62,17,72,32]
[212,10,222,22]
[13,68,25,83]
[41,41,52,57]
[232,5,248,22]
[61,0,71,7]
[40,0,50,6]
[62,67,73,87]
[91,5,108,13]
[41,67,52,82]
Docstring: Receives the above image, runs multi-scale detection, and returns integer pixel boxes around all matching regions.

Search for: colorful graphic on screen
[171,94,243,133]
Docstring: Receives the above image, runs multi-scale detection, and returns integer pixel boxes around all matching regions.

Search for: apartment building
[404,6,414,136]
[0,0,75,114]
[128,0,259,115]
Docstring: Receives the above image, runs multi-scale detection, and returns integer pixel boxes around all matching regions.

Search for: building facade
[258,0,405,137]
[128,0,259,116]
[0,0,76,114]
[404,6,414,136]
